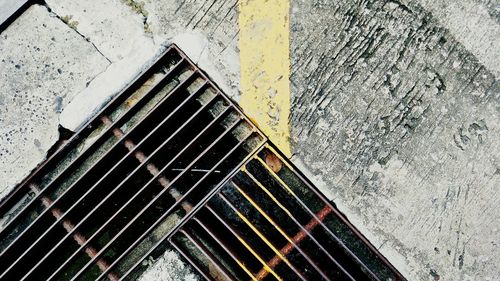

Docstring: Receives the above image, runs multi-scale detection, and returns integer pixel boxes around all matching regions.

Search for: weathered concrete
[410,0,500,77]
[143,0,241,99]
[289,0,499,280]
[0,4,109,198]
[45,0,240,131]
[0,0,28,25]
[44,0,161,131]
[0,0,499,280]
[138,250,199,281]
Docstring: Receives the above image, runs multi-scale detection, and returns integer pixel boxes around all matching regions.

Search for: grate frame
[0,44,406,281]
[165,144,406,281]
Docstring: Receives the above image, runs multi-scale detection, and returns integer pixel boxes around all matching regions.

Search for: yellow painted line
[239,0,292,157]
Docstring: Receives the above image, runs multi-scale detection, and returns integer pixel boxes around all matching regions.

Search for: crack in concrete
[39,1,112,64]
[121,0,151,34]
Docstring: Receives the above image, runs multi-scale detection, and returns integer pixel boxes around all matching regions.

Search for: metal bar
[180,229,235,281]
[115,132,262,281]
[171,240,213,281]
[203,204,283,281]
[30,186,120,281]
[0,58,188,240]
[171,168,221,173]
[171,45,267,143]
[255,205,332,281]
[0,46,181,214]
[44,94,225,281]
[0,68,198,273]
[0,50,183,216]
[216,192,307,281]
[69,115,241,281]
[243,168,355,281]
[191,218,258,281]
[254,155,380,279]
[264,145,404,280]
[231,181,331,281]
[18,81,211,281]
[159,137,266,246]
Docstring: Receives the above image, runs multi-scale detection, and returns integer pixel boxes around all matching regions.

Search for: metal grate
[0,45,405,281]
[167,145,405,281]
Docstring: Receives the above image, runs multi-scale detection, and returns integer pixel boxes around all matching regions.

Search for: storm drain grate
[0,45,405,281]
[167,145,405,281]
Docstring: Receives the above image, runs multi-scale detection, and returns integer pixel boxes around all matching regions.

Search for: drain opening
[167,146,403,281]
[0,45,405,281]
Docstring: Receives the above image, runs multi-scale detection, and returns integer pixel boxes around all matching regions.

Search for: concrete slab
[45,0,240,131]
[409,0,500,77]
[0,0,28,27]
[0,0,498,280]
[289,0,499,280]
[138,250,199,281]
[0,4,109,198]
[144,0,241,99]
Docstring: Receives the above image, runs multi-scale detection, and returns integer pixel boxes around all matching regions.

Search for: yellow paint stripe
[239,0,292,157]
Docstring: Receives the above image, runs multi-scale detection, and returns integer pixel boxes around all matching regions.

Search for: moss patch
[61,15,79,30]
[121,0,151,33]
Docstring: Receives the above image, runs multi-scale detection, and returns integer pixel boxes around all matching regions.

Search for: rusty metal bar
[254,155,381,280]
[45,94,227,281]
[171,240,213,281]
[70,116,242,281]
[180,229,235,280]
[255,205,332,280]
[29,185,120,281]
[230,181,332,281]
[0,46,180,214]
[263,145,404,280]
[19,81,211,281]
[243,168,355,280]
[116,133,265,281]
[0,57,187,236]
[203,204,283,281]
[216,192,308,281]
[0,69,199,277]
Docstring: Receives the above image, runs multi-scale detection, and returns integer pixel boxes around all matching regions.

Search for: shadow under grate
[0,45,405,281]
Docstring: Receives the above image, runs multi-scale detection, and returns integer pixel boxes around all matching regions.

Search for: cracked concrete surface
[290,0,499,280]
[0,0,499,280]
[0,1,242,280]
[410,0,500,77]
[0,4,109,199]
